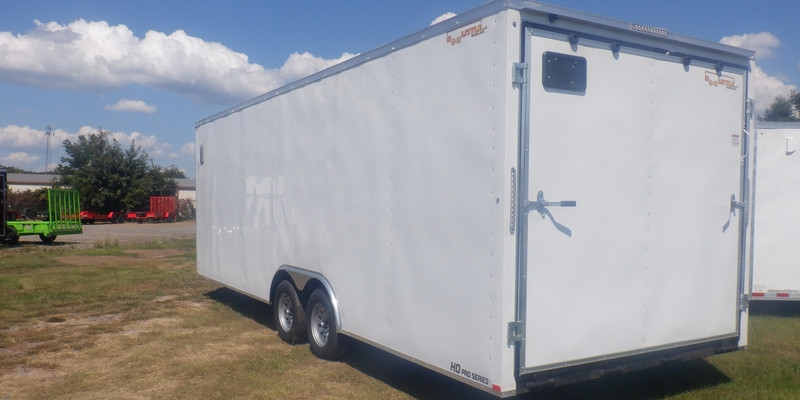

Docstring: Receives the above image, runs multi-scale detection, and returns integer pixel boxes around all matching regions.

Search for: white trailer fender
[275,265,342,332]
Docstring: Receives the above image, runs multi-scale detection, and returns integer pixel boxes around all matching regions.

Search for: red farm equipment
[126,196,176,223]
[79,210,126,224]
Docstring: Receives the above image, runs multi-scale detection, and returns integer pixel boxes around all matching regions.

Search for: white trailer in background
[195,1,754,396]
[751,122,800,300]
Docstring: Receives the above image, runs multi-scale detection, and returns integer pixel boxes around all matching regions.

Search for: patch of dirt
[0,294,217,398]
[121,316,183,336]
[41,313,124,327]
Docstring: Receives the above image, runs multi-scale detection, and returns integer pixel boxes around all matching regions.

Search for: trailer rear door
[751,123,800,299]
[517,27,748,374]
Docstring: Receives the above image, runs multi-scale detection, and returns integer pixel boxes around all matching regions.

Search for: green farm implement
[2,171,82,244]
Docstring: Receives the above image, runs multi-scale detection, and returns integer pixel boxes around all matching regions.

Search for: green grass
[0,239,201,329]
[0,241,798,399]
[701,313,800,399]
[536,314,800,400]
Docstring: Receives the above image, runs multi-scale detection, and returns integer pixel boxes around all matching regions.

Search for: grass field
[1,240,798,399]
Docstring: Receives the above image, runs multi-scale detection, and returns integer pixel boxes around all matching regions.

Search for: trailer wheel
[39,234,57,244]
[307,289,344,360]
[273,280,306,344]
[5,226,19,244]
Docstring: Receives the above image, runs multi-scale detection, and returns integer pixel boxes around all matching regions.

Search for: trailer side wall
[197,9,521,392]
[751,122,800,300]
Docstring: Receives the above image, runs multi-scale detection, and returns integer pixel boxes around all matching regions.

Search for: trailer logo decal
[704,71,738,90]
[446,20,487,46]
[450,361,491,386]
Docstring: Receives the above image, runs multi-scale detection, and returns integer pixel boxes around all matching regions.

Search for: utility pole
[44,125,53,172]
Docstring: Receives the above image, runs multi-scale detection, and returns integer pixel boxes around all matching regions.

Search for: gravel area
[13,220,196,248]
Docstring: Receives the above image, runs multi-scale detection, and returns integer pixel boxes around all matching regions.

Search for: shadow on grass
[2,237,102,250]
[523,359,730,400]
[340,338,499,400]
[340,340,730,400]
[204,286,731,400]
[204,287,275,331]
[2,240,72,248]
[750,301,800,317]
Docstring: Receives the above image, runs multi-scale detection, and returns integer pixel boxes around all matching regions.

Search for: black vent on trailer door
[542,51,587,94]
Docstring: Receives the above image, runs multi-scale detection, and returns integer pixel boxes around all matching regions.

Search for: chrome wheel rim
[277,292,293,331]
[310,303,329,346]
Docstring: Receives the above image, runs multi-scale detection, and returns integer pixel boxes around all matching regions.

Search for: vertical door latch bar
[510,168,517,235]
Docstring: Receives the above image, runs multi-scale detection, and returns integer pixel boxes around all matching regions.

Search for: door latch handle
[527,190,576,218]
[729,194,745,216]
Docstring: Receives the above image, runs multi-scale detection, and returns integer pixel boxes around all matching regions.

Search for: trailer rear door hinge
[508,321,525,344]
[739,293,750,311]
[729,194,745,216]
[513,62,528,86]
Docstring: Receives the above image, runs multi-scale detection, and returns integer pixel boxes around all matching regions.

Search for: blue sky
[1,0,797,178]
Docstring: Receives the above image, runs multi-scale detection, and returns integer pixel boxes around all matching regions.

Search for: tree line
[3,128,187,215]
[761,90,800,122]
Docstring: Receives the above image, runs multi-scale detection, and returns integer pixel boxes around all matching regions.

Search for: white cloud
[0,124,76,152]
[1,152,38,166]
[0,124,181,171]
[180,142,195,156]
[749,61,797,114]
[721,32,797,115]
[106,130,173,158]
[277,52,357,84]
[0,20,355,104]
[0,124,45,148]
[720,32,780,60]
[431,12,457,26]
[106,99,156,113]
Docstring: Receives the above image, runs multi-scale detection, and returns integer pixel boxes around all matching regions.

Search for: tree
[760,94,800,122]
[6,187,49,219]
[0,165,37,173]
[791,89,800,115]
[55,129,177,213]
[162,165,187,179]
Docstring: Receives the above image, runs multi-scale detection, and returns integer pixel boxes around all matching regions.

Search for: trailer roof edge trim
[513,1,753,57]
[196,0,755,128]
[754,121,800,129]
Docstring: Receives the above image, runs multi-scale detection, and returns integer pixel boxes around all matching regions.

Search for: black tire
[273,281,306,344]
[111,213,124,224]
[306,289,344,360]
[5,226,19,245]
[39,234,57,244]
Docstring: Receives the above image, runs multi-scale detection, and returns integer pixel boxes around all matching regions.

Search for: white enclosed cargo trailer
[195,1,754,396]
[751,122,800,300]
